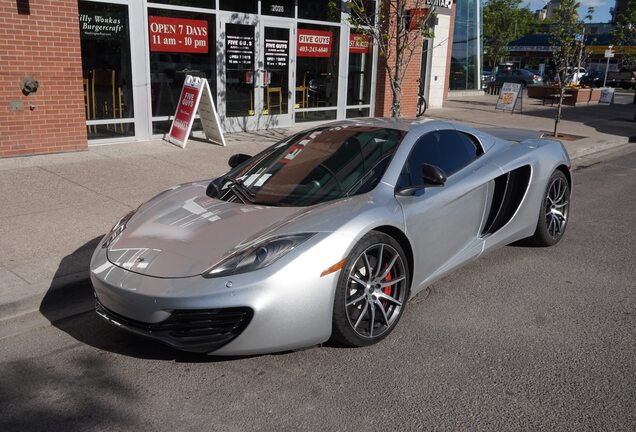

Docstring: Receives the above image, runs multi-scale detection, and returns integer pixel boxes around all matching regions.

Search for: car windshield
[207,125,406,207]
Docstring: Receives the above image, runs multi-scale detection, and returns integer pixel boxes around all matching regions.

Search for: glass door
[258,20,294,129]
[218,14,294,132]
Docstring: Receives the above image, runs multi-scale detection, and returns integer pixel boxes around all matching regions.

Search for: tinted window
[398,130,481,187]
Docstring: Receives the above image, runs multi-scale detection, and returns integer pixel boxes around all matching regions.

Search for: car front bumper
[90,232,352,355]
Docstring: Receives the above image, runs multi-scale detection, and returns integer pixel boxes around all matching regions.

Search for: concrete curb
[1,139,634,331]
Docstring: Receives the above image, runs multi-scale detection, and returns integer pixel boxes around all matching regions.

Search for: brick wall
[0,0,87,157]
[374,2,452,117]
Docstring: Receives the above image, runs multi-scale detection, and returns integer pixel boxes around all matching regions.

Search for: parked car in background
[563,67,587,84]
[494,69,543,87]
[580,70,603,88]
[605,70,636,89]
[482,69,493,88]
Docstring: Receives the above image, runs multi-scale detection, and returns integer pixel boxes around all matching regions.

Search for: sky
[524,0,613,23]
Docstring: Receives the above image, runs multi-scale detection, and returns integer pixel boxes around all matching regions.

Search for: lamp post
[603,45,613,87]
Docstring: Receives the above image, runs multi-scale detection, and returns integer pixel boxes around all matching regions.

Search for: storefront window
[79,1,134,139]
[295,110,337,123]
[347,107,370,118]
[220,0,257,14]
[147,9,216,133]
[298,0,339,22]
[295,24,340,109]
[450,0,481,90]
[225,23,256,117]
[149,0,215,8]
[347,33,372,106]
[261,0,294,18]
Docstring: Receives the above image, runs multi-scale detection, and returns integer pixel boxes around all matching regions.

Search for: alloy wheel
[545,176,569,239]
[344,243,407,339]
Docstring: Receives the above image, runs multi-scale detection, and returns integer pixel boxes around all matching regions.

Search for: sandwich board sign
[495,82,523,113]
[599,87,615,105]
[167,75,226,148]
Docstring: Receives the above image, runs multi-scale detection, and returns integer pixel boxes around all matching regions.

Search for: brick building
[1,0,482,157]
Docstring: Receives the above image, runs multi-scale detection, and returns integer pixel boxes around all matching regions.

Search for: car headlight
[203,233,316,278]
[101,210,136,248]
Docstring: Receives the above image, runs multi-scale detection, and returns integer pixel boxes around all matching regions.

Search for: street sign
[167,75,225,148]
[604,49,614,58]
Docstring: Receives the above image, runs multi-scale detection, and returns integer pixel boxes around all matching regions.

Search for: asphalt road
[1,148,635,432]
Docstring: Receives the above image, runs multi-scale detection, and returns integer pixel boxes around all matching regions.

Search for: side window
[397,130,482,187]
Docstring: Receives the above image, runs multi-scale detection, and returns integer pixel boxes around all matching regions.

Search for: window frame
[396,129,484,189]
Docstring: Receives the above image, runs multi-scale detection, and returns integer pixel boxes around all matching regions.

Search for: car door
[396,129,490,293]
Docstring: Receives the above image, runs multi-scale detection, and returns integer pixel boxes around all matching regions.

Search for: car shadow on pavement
[39,238,260,363]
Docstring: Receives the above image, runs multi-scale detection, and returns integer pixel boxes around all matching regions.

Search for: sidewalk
[1,95,634,327]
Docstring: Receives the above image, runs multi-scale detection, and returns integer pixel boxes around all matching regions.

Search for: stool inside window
[266,86,283,114]
[90,69,124,131]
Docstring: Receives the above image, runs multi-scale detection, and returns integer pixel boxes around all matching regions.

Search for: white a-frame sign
[166,75,226,148]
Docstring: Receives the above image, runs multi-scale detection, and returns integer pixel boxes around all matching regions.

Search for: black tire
[528,170,570,246]
[416,97,427,117]
[331,231,411,347]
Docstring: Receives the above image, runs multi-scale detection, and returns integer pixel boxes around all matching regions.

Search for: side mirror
[421,163,446,186]
[396,163,447,196]
[228,153,251,169]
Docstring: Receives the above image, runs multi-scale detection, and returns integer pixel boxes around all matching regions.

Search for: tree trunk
[391,84,401,117]
[553,86,564,137]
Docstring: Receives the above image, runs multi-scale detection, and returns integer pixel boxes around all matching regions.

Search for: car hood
[106,182,306,278]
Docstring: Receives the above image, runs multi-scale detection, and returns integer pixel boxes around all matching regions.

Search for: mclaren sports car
[91,118,571,355]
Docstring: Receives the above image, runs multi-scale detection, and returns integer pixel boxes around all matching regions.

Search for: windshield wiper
[224,177,257,204]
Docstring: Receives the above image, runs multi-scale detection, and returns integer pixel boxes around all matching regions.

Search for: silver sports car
[91,118,571,355]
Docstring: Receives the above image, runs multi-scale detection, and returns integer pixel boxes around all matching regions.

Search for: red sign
[169,83,200,143]
[149,16,208,54]
[297,29,332,58]
[408,8,429,30]
[349,34,370,54]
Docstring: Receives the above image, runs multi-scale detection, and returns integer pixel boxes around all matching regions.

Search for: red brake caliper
[383,266,393,296]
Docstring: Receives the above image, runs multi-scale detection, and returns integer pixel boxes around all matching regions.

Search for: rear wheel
[529,170,570,246]
[331,232,410,347]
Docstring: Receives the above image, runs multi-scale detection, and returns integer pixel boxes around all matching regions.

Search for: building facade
[1,0,482,157]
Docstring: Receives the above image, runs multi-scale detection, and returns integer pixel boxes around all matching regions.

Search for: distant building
[612,0,630,23]
[536,8,547,21]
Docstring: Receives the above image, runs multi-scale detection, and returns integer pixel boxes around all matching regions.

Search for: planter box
[527,85,553,99]
[563,88,598,105]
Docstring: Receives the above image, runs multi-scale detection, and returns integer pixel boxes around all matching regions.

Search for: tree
[483,0,538,71]
[331,0,437,117]
[548,0,592,137]
[611,0,636,71]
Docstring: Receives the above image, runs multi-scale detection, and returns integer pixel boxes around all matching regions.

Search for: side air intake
[482,165,531,235]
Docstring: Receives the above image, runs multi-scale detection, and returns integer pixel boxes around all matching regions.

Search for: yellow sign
[587,45,636,55]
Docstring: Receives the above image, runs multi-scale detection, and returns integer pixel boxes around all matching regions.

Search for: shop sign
[149,16,208,54]
[264,38,289,70]
[80,13,125,39]
[349,34,370,54]
[168,75,225,148]
[226,34,255,69]
[297,29,332,58]
[425,0,452,8]
[495,82,522,113]
[599,87,615,105]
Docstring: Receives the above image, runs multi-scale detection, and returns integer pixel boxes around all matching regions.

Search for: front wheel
[331,232,411,347]
[528,170,570,246]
